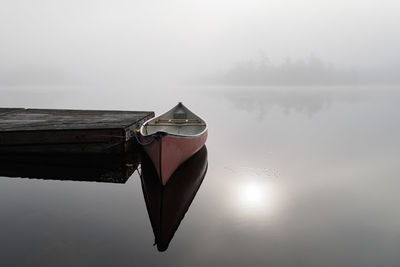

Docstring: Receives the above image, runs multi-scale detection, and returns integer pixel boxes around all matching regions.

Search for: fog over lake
[1,1,400,266]
[1,0,400,87]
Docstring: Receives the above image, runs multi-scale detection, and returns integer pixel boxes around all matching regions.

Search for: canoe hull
[140,130,207,185]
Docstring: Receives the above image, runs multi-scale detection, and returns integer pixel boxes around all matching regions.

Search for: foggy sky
[1,0,399,87]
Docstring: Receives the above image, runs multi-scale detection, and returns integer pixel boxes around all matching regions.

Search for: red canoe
[138,103,208,185]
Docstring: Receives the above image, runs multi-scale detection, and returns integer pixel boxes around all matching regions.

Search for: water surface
[0,86,400,266]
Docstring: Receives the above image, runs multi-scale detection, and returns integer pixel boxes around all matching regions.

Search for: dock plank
[0,108,23,116]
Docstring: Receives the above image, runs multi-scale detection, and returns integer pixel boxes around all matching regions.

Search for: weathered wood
[0,108,154,153]
[0,108,24,116]
[0,108,154,131]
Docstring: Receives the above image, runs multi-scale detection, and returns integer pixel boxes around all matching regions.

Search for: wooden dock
[0,108,154,153]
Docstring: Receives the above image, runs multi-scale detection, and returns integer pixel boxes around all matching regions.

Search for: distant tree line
[208,55,359,86]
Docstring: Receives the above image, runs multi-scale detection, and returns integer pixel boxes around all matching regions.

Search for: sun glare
[241,182,265,205]
[237,179,277,214]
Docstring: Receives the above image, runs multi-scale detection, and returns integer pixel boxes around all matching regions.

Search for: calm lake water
[1,86,400,266]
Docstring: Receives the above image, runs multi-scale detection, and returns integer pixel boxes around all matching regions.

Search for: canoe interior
[141,103,207,137]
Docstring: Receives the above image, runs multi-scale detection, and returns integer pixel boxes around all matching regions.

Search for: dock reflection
[0,152,140,183]
[140,146,208,252]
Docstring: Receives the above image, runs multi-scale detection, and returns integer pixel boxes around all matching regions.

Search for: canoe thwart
[147,123,206,127]
[156,119,202,123]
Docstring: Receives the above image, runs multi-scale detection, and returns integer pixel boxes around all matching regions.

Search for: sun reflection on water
[221,166,282,220]
[240,182,266,206]
[236,177,278,216]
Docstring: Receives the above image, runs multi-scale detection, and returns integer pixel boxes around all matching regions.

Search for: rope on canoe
[132,130,163,146]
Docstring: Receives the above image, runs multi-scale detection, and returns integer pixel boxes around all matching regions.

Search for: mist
[2,2,400,266]
[1,0,400,88]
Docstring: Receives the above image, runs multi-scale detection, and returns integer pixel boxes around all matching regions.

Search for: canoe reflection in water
[140,145,208,252]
